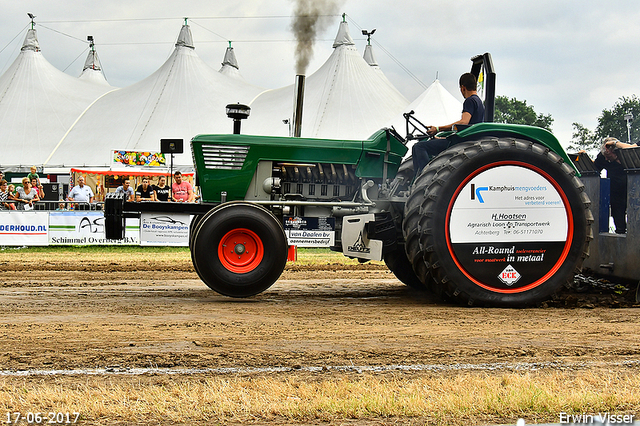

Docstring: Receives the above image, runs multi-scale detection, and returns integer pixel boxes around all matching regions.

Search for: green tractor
[106,53,592,307]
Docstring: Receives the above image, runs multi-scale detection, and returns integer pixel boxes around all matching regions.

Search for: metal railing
[1,200,104,211]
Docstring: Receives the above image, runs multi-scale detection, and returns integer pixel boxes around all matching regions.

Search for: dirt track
[0,252,639,425]
[0,256,639,372]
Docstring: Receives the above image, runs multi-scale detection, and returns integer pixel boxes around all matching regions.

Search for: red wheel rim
[218,228,264,273]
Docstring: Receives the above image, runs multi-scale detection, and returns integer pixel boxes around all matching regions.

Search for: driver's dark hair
[459,73,477,91]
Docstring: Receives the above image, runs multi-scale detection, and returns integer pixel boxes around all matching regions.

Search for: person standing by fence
[135,177,155,202]
[0,180,14,210]
[592,137,640,234]
[153,175,171,202]
[67,175,94,210]
[115,179,135,202]
[15,177,40,210]
[30,177,44,199]
[171,171,194,203]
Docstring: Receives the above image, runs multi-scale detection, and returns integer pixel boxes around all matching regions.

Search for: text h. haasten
[491,213,526,221]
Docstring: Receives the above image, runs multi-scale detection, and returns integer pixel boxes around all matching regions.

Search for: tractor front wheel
[191,202,288,297]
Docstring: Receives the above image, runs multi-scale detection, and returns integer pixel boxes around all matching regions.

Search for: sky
[1,0,639,146]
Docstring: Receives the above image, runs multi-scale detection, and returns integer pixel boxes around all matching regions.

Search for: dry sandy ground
[0,253,639,425]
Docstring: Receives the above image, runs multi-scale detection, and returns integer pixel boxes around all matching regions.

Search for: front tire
[191,202,288,297]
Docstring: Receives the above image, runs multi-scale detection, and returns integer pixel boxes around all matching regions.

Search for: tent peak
[363,44,378,67]
[333,19,354,48]
[82,46,102,72]
[21,28,40,52]
[175,24,194,49]
[361,29,378,66]
[82,36,102,71]
[221,42,239,70]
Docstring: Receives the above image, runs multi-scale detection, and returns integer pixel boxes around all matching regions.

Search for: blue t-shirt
[463,94,485,125]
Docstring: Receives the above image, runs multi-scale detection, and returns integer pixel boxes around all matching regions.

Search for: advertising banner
[113,150,166,167]
[140,213,191,246]
[49,211,140,245]
[283,216,335,247]
[0,212,49,246]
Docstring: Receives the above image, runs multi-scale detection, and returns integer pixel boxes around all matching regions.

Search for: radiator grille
[201,144,249,170]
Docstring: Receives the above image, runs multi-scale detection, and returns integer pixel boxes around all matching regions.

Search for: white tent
[78,40,111,86]
[363,43,378,67]
[244,19,409,140]
[219,42,246,82]
[388,79,463,149]
[45,24,265,168]
[0,29,115,170]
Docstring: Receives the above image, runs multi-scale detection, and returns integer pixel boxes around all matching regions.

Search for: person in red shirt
[171,171,194,202]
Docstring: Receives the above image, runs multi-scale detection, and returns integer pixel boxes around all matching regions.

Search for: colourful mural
[113,151,166,167]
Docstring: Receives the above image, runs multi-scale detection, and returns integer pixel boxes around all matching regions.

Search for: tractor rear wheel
[386,157,426,290]
[384,249,425,289]
[189,214,204,251]
[402,150,459,292]
[191,202,288,297]
[406,137,592,307]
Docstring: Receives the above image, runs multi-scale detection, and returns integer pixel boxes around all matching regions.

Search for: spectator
[135,177,155,202]
[31,177,44,199]
[171,171,194,202]
[67,175,94,209]
[27,166,40,186]
[0,179,14,210]
[94,179,105,202]
[154,175,171,202]
[604,138,638,150]
[115,179,135,201]
[592,137,639,234]
[14,177,40,210]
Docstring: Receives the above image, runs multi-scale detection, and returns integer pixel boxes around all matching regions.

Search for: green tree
[594,95,640,142]
[494,96,553,131]
[567,122,598,153]
[568,94,640,152]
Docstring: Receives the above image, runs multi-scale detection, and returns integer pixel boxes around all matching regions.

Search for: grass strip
[0,369,638,425]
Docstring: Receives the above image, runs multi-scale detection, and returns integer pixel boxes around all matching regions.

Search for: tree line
[493,95,640,153]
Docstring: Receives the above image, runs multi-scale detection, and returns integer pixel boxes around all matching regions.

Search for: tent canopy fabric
[0,18,465,172]
[78,45,111,86]
[363,44,378,67]
[45,25,265,168]
[244,20,409,140]
[388,79,463,148]
[219,43,247,82]
[0,29,115,169]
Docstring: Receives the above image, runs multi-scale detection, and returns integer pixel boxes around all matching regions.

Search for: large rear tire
[189,214,205,251]
[402,150,459,292]
[191,202,288,297]
[386,157,426,290]
[384,249,424,289]
[407,137,592,307]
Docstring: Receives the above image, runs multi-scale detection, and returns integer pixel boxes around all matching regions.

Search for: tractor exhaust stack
[292,74,305,137]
